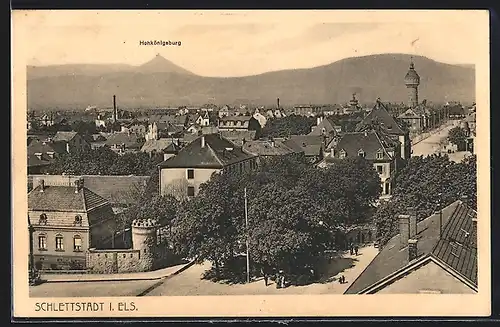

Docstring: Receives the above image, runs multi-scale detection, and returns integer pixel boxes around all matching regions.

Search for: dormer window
[34,152,42,160]
[74,215,83,226]
[358,149,365,158]
[376,150,384,160]
[339,149,347,159]
[39,213,48,225]
[47,151,55,159]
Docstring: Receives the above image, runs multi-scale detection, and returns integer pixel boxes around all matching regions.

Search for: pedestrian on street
[354,244,359,256]
[261,267,269,287]
[342,275,346,284]
[276,270,283,289]
[350,243,354,255]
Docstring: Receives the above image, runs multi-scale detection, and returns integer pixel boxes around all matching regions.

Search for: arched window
[55,234,64,251]
[376,149,384,160]
[358,149,365,158]
[38,234,47,250]
[39,213,48,225]
[73,235,82,252]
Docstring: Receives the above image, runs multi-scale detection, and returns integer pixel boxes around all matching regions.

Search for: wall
[86,248,143,273]
[160,167,220,198]
[376,260,475,294]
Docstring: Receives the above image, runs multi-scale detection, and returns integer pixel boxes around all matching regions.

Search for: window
[55,235,64,251]
[187,169,194,179]
[358,149,365,158]
[73,235,82,252]
[339,149,346,159]
[376,150,384,160]
[187,186,195,197]
[38,235,47,250]
[39,213,48,225]
[377,165,383,174]
[74,215,82,226]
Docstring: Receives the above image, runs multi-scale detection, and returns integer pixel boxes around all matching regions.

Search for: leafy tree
[448,126,468,148]
[373,154,477,247]
[247,117,262,138]
[260,115,316,138]
[71,120,97,136]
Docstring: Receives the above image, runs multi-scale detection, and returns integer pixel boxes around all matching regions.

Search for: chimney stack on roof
[461,194,469,205]
[201,135,206,148]
[407,206,417,238]
[408,239,418,261]
[39,179,45,192]
[398,214,410,249]
[74,179,80,193]
[277,98,280,109]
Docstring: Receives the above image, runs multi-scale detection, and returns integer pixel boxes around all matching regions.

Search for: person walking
[276,270,282,289]
[350,242,354,255]
[261,267,269,287]
[354,244,359,256]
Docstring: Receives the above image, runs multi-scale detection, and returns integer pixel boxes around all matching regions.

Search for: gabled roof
[356,100,406,135]
[243,140,298,156]
[158,133,256,169]
[28,185,110,212]
[309,117,339,137]
[345,200,477,294]
[78,175,150,206]
[27,140,59,157]
[141,138,178,153]
[27,154,52,168]
[398,108,421,119]
[282,135,323,157]
[331,131,396,161]
[51,131,78,142]
[104,132,144,148]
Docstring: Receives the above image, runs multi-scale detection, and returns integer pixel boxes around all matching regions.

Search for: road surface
[411,121,460,157]
[145,245,379,296]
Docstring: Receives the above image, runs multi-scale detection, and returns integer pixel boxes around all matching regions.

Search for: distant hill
[27,53,475,110]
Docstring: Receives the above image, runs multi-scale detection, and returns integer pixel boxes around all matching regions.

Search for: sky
[14,10,487,77]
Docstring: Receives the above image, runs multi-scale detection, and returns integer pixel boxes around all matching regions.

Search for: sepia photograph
[12,10,490,318]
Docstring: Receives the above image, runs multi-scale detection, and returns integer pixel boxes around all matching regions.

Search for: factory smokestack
[277,98,280,109]
[113,95,117,123]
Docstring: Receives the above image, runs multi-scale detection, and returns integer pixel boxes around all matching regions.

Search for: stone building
[28,177,116,270]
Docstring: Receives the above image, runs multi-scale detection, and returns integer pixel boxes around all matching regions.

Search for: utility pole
[244,187,250,284]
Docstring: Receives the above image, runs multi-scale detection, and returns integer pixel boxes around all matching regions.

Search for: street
[411,121,460,157]
[29,279,160,298]
[145,245,379,296]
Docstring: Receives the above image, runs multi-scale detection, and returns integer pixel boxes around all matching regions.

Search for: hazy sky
[15,10,487,77]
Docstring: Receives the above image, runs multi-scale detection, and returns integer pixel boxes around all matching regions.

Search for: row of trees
[134,154,381,283]
[260,115,316,138]
[373,154,477,247]
[45,146,164,176]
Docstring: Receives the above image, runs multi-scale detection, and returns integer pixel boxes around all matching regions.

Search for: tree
[260,115,316,138]
[373,154,477,247]
[247,117,262,138]
[71,120,97,136]
[448,126,467,147]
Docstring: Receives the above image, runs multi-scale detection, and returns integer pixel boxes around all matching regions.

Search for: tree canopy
[170,154,381,283]
[373,154,477,247]
[260,115,316,138]
[448,126,468,148]
[46,146,164,176]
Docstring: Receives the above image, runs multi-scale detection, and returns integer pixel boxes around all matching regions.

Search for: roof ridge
[205,141,225,167]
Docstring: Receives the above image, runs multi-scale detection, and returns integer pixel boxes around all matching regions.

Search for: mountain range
[27,53,475,110]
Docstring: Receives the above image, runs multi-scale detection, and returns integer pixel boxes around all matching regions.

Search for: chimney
[66,143,70,153]
[317,116,323,126]
[277,98,280,109]
[407,206,417,238]
[113,95,117,123]
[201,135,205,148]
[79,177,84,189]
[461,194,468,205]
[330,147,334,157]
[270,140,275,147]
[408,239,418,261]
[398,214,410,248]
[38,179,45,192]
[74,179,80,193]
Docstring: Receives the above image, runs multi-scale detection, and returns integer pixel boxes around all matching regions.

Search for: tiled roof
[331,131,395,161]
[104,132,144,148]
[356,100,405,135]
[243,140,297,156]
[27,154,52,168]
[28,185,110,212]
[345,200,475,294]
[398,108,421,119]
[282,135,323,157]
[158,133,256,169]
[220,115,252,122]
[51,131,78,142]
[309,117,339,137]
[28,140,59,157]
[141,138,177,153]
[78,175,150,206]
[431,203,477,285]
[220,130,257,146]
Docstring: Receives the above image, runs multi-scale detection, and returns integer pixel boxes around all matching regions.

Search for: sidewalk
[40,260,195,283]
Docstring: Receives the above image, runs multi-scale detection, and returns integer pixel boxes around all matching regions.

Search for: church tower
[404,58,420,108]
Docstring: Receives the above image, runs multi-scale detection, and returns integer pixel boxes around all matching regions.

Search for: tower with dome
[404,57,420,108]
